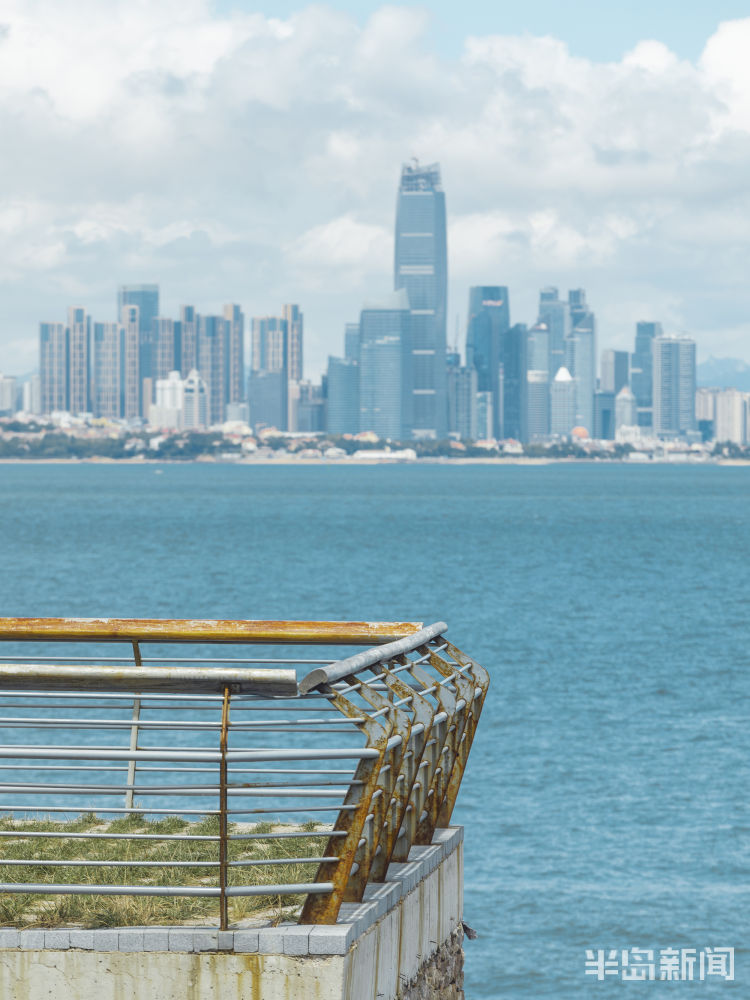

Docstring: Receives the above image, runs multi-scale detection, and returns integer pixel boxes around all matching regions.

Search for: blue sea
[1,462,748,997]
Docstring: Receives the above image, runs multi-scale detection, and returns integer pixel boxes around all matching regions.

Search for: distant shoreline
[0,456,745,467]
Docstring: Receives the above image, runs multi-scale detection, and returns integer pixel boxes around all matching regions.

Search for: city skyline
[3,5,750,376]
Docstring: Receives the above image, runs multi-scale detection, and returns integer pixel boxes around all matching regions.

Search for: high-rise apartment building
[93,322,121,419]
[180,306,198,377]
[40,322,68,414]
[22,375,41,415]
[652,335,696,437]
[67,307,91,414]
[198,315,229,426]
[118,285,159,401]
[714,389,746,445]
[600,349,629,395]
[153,318,181,384]
[0,375,17,415]
[466,287,510,439]
[326,357,359,435]
[394,161,447,438]
[121,305,141,420]
[447,364,478,441]
[183,369,208,430]
[223,304,245,407]
[251,317,287,373]
[282,304,303,383]
[631,322,661,428]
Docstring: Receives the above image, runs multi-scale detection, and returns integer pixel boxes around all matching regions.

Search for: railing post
[300,683,391,924]
[124,641,142,812]
[219,685,230,931]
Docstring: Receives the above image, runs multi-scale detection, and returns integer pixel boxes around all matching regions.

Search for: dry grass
[0,813,328,928]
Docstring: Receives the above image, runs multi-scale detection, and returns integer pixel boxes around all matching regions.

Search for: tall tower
[466,287,510,439]
[121,305,140,420]
[67,306,91,415]
[394,160,447,438]
[631,321,662,428]
[118,284,159,412]
[39,322,68,414]
[652,335,696,437]
[93,322,121,419]
[223,304,245,406]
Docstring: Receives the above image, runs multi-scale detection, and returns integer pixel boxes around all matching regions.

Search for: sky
[2,1,750,378]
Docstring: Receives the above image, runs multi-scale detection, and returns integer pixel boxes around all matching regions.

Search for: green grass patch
[0,814,330,928]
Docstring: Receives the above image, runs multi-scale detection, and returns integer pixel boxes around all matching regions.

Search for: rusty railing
[0,618,489,928]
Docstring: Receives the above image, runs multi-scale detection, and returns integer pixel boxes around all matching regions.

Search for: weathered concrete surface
[0,831,465,1000]
[399,928,464,1000]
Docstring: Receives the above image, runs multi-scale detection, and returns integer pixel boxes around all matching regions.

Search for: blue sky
[217,1,750,62]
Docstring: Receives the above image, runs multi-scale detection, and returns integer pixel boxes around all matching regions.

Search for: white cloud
[1,3,750,375]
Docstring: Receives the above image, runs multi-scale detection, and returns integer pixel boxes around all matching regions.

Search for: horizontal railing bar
[0,857,339,868]
[0,831,220,840]
[0,883,221,896]
[299,622,447,693]
[0,806,219,815]
[226,883,333,897]
[0,719,359,731]
[0,656,332,664]
[0,748,378,763]
[0,618,422,645]
[0,665,297,697]
[0,785,348,797]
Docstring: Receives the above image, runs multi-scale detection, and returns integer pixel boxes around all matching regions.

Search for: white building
[550,367,576,436]
[183,369,209,430]
[149,371,184,430]
[615,385,637,431]
[714,389,746,445]
[0,374,17,415]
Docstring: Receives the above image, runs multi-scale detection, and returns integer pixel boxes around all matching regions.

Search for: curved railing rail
[0,619,489,930]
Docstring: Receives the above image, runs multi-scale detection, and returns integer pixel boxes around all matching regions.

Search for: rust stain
[0,618,423,645]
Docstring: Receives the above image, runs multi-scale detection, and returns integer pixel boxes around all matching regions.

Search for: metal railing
[0,618,489,928]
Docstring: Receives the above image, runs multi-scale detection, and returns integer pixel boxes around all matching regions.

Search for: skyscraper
[223,304,245,408]
[394,161,447,438]
[180,306,199,377]
[524,321,550,441]
[198,315,229,426]
[631,321,662,428]
[466,287,510,439]
[600,350,629,395]
[550,367,576,436]
[564,290,596,434]
[537,287,569,377]
[446,364,478,441]
[652,335,696,437]
[359,290,412,440]
[67,307,91,414]
[502,324,527,441]
[344,323,360,364]
[118,284,159,409]
[282,304,303,383]
[251,317,287,373]
[40,322,68,414]
[153,318,181,384]
[93,322,121,419]
[121,305,140,420]
[326,357,359,435]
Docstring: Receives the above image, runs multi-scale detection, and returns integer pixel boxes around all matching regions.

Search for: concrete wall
[0,828,464,1000]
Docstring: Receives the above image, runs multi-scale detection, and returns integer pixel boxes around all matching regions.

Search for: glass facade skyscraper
[40,322,68,414]
[118,285,159,401]
[394,161,447,438]
[631,321,662,428]
[359,291,412,440]
[652,335,696,437]
[466,286,510,439]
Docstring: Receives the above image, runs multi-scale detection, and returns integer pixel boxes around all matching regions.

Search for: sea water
[1,462,748,997]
